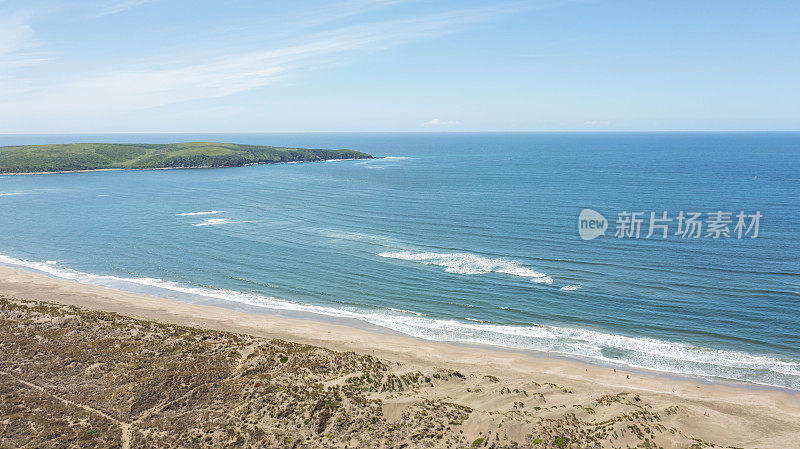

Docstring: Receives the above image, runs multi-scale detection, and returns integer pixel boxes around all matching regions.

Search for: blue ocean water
[1,133,798,389]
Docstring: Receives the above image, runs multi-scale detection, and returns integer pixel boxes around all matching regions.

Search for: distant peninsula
[0,142,373,174]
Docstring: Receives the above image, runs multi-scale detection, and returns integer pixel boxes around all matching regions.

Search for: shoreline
[1,264,799,447]
[0,257,796,393]
[0,156,375,176]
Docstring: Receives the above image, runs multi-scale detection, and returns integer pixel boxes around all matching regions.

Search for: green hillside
[0,142,373,174]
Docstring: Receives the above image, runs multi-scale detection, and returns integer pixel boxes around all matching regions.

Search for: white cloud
[422,118,461,126]
[95,0,158,17]
[0,1,531,131]
[0,12,38,63]
[6,5,502,112]
[0,20,33,57]
[583,120,611,126]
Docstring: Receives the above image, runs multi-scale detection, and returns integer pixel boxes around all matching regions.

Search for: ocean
[1,132,798,389]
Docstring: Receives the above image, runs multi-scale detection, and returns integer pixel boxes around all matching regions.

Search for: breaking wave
[377,251,554,284]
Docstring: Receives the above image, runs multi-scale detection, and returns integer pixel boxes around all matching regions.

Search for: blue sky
[1,0,799,132]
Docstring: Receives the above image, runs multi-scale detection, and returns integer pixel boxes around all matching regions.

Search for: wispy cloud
[0,13,36,60]
[0,10,54,87]
[583,120,611,127]
[0,1,535,130]
[7,4,511,114]
[422,118,461,126]
[278,0,413,29]
[95,0,158,17]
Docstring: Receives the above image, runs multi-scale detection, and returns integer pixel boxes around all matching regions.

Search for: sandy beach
[1,264,798,448]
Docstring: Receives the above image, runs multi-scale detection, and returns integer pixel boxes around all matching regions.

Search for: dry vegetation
[0,296,717,448]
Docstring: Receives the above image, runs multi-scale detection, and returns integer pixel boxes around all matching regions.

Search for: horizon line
[2,130,800,135]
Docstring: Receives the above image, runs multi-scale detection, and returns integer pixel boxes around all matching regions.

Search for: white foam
[377,251,554,284]
[322,158,362,163]
[176,210,225,216]
[560,284,581,291]
[355,156,413,169]
[1,252,797,390]
[0,255,77,279]
[387,307,427,317]
[192,218,230,226]
[360,311,800,389]
[192,218,251,227]
[0,192,27,196]
[322,230,398,247]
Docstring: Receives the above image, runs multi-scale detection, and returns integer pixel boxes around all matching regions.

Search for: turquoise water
[1,133,798,389]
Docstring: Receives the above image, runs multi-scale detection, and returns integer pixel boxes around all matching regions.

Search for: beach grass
[0,295,729,449]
